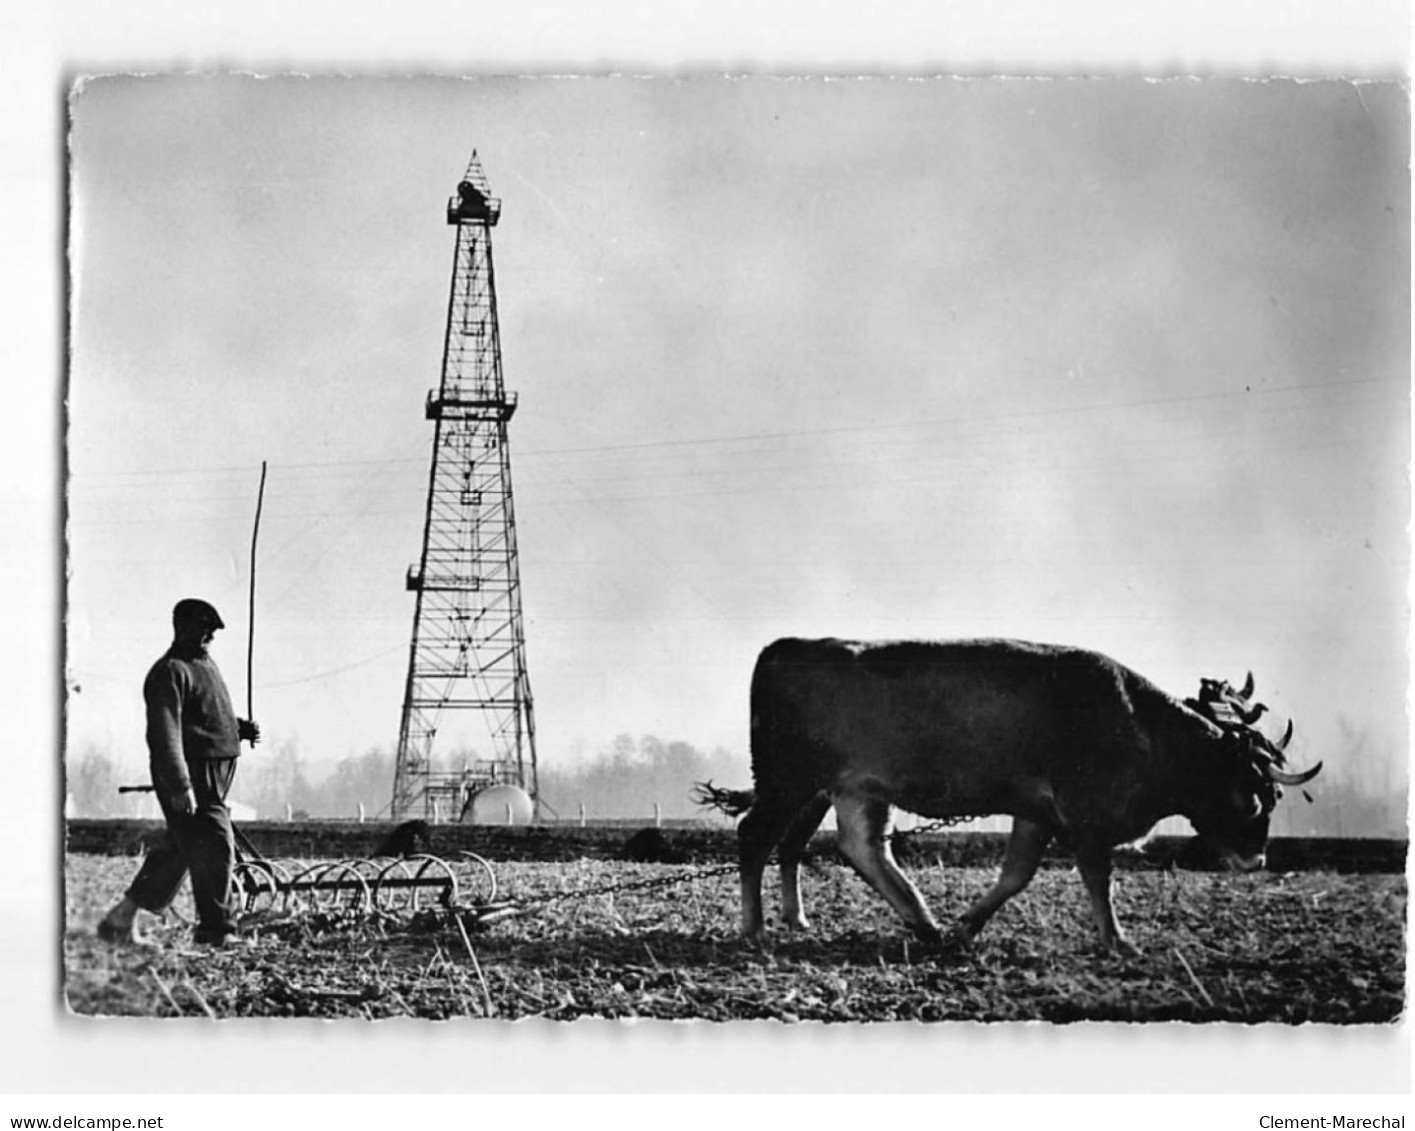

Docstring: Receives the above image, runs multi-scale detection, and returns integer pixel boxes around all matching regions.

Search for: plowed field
[64,853,1405,1022]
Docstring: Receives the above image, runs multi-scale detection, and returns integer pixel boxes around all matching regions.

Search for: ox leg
[954,817,1051,943]
[1075,839,1139,955]
[777,791,832,931]
[737,789,818,942]
[834,793,942,945]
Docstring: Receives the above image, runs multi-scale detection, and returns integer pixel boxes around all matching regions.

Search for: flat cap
[172,598,225,629]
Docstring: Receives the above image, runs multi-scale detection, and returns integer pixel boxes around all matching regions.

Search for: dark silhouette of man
[98,598,260,947]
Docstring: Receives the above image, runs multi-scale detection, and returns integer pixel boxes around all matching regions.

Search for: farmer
[97,598,260,947]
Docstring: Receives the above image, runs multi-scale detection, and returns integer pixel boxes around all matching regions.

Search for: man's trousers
[126,757,239,939]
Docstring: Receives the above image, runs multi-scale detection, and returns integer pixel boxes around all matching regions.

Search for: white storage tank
[462,783,534,825]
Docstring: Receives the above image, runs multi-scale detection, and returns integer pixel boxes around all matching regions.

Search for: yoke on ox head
[1184,676,1320,869]
[720,637,1324,958]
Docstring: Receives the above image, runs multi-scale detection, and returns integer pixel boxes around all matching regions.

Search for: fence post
[654,802,661,828]
[357,802,366,824]
[284,802,292,822]
[505,803,514,826]
[579,803,586,828]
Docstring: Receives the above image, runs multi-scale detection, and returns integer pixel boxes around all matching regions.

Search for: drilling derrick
[392,152,539,823]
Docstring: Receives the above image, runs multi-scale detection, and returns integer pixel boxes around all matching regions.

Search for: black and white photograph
[3,0,1411,1114]
[60,72,1407,1028]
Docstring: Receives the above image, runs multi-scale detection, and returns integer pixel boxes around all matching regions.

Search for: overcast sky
[2,0,1405,1099]
[66,75,1408,815]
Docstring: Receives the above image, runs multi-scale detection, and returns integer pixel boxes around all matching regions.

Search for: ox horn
[1272,717,1294,752]
[1265,760,1323,787]
[1238,671,1255,700]
[1257,718,1295,765]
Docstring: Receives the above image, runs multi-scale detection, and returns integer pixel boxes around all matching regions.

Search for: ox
[700,637,1320,954]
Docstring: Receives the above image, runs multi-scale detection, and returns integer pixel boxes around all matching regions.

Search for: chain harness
[887,813,980,841]
[508,860,741,911]
[487,813,976,922]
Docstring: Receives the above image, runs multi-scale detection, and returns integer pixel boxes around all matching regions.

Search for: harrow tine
[456,851,499,904]
[282,860,373,915]
[231,859,283,915]
[373,854,460,913]
[407,854,460,907]
[459,903,524,930]
[374,858,415,915]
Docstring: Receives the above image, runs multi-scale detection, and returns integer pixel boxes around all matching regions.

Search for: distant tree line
[65,734,748,824]
[536,734,744,822]
[63,740,382,821]
[64,718,1406,836]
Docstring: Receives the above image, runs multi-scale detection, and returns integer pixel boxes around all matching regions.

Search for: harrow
[116,786,523,929]
[224,825,738,932]
[226,823,512,923]
[234,826,483,917]
[112,782,742,937]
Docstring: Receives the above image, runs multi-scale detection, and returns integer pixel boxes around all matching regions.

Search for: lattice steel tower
[392,152,539,822]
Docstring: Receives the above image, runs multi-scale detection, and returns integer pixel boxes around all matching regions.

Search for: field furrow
[64,854,1405,1023]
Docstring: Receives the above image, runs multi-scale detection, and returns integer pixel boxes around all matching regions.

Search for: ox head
[1185,674,1322,870]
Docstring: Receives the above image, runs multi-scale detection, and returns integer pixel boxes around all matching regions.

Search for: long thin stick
[1174,946,1214,1008]
[247,460,268,734]
[148,970,184,1017]
[182,977,218,1020]
[454,913,497,1018]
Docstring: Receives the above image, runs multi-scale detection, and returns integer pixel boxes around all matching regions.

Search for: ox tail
[691,780,756,817]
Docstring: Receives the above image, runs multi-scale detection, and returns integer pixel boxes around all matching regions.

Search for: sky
[63,75,1409,826]
[3,0,1407,1103]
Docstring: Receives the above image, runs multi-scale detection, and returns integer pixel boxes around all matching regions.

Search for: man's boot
[96,896,156,947]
